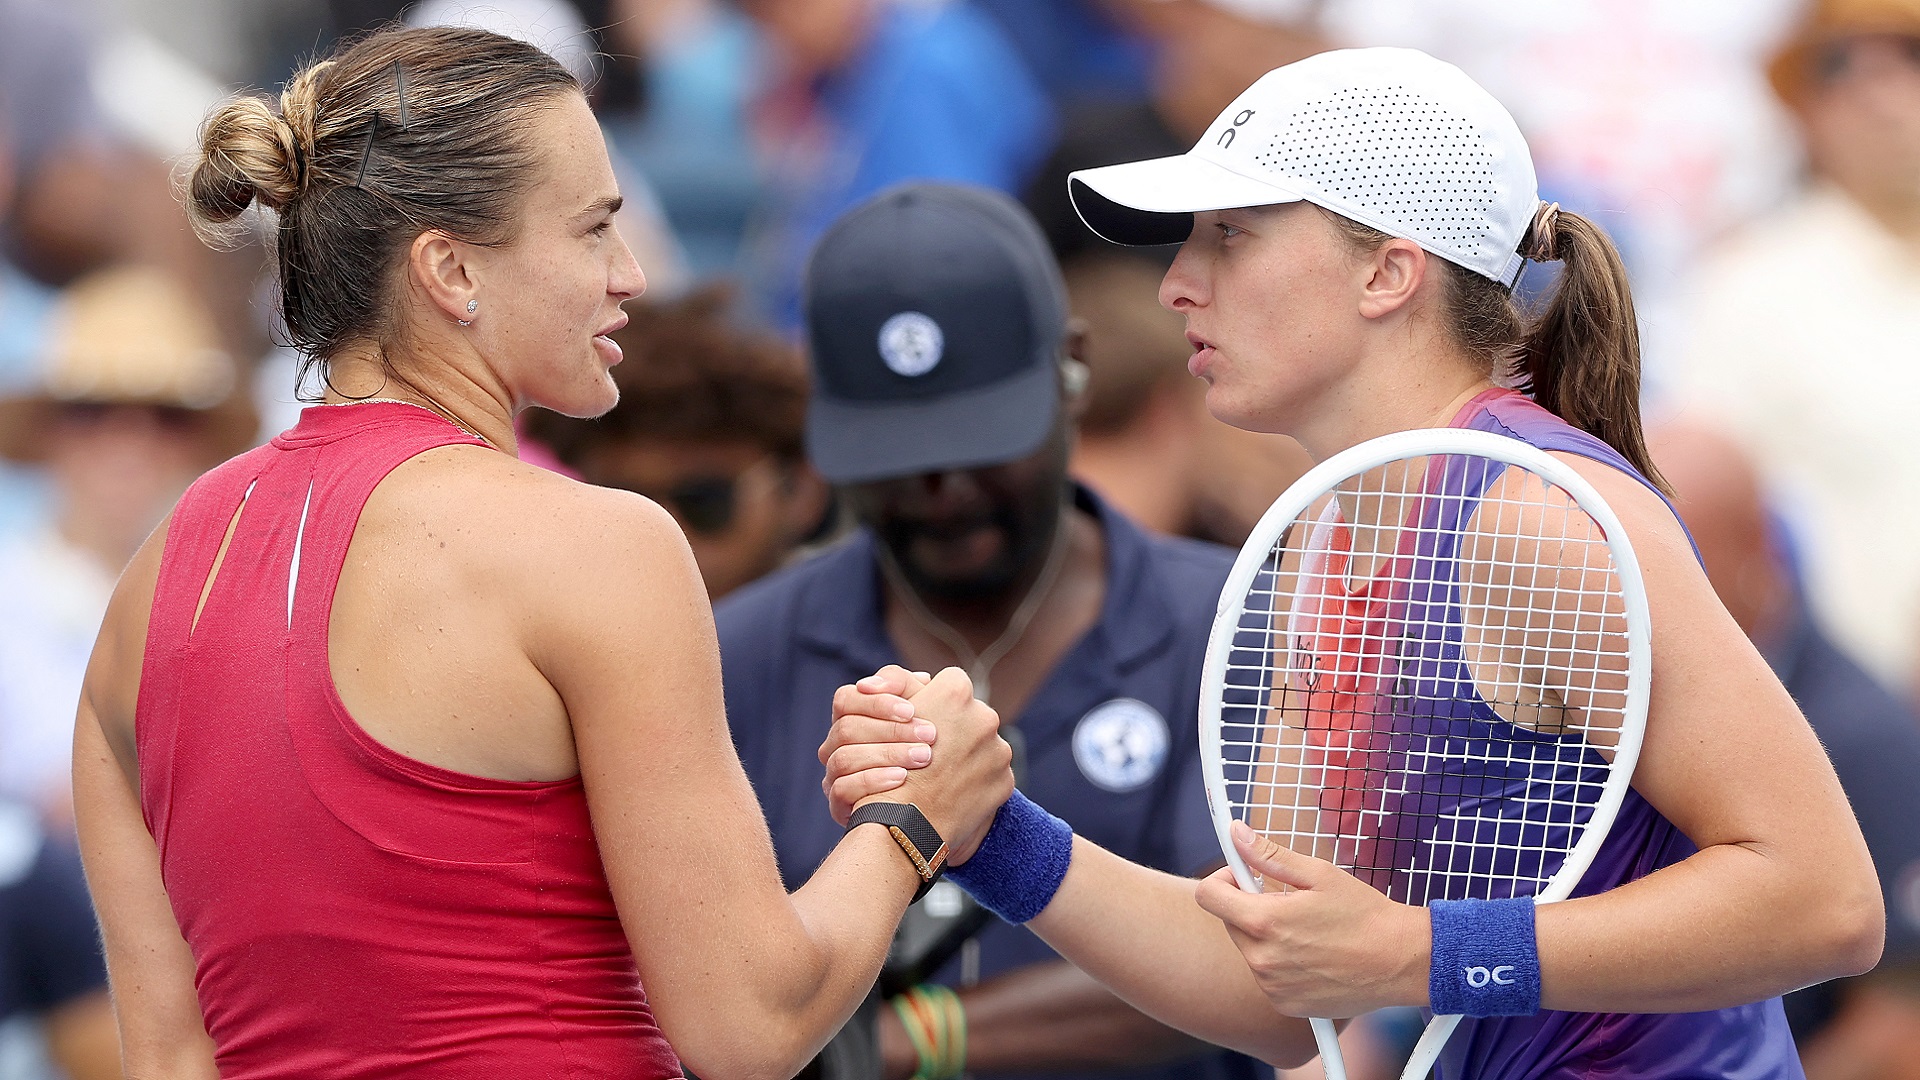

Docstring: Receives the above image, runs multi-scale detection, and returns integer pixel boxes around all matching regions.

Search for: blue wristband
[1428,897,1541,1017]
[944,790,1073,924]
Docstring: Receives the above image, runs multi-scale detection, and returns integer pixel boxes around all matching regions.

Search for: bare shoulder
[1544,451,1699,577]
[366,443,705,623]
[374,443,688,558]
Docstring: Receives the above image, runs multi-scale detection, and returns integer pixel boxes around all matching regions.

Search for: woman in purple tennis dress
[820,48,1882,1078]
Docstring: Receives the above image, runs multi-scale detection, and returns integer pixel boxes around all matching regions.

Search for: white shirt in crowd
[0,526,115,819]
[1668,183,1920,688]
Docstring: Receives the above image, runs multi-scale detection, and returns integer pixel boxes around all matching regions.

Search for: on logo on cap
[877,311,944,377]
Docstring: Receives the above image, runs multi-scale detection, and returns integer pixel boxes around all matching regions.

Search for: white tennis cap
[1069,47,1540,285]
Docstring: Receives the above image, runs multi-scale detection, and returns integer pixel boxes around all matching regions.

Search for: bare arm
[822,674,1316,1068]
[72,519,221,1079]
[1191,460,1882,1016]
[944,961,1208,1074]
[1525,459,1881,1008]
[1027,838,1319,1065]
[827,461,1886,1040]
[875,960,1209,1078]
[527,488,1012,1080]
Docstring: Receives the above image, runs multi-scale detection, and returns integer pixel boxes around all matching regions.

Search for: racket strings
[1218,456,1632,906]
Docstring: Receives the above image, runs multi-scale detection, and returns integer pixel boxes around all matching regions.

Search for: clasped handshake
[817,665,1433,1023]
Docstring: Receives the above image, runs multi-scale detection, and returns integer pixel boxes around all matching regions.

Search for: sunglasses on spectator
[56,401,206,432]
[1814,34,1920,84]
[605,457,783,536]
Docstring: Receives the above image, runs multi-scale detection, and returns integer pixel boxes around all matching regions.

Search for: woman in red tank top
[71,26,1013,1080]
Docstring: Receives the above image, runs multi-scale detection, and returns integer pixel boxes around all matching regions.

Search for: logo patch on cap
[1073,698,1170,793]
[877,311,944,377]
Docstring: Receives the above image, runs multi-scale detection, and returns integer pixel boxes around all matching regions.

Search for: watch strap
[847,802,949,902]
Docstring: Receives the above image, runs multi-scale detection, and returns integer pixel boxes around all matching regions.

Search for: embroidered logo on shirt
[877,312,944,377]
[1073,698,1170,793]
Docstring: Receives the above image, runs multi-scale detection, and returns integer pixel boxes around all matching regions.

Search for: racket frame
[1195,428,1654,1080]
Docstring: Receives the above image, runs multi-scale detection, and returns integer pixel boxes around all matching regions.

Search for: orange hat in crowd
[1770,0,1920,104]
[0,264,256,463]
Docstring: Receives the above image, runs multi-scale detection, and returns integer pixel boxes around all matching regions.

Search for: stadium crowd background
[0,0,1915,1077]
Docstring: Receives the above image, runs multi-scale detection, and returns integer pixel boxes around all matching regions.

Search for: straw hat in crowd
[0,264,256,465]
[1770,0,1920,104]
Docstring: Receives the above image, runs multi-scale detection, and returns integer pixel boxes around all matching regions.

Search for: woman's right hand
[819,666,1011,863]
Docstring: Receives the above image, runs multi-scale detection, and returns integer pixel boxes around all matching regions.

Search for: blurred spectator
[0,129,57,538]
[0,0,251,357]
[1025,0,1324,265]
[971,0,1157,109]
[1649,420,1920,1076]
[525,286,830,599]
[0,799,117,1080]
[0,0,122,283]
[720,184,1257,1080]
[1064,254,1310,545]
[1064,255,1198,535]
[605,0,769,278]
[734,0,1055,329]
[402,0,691,294]
[1305,0,1804,366]
[1112,0,1328,140]
[1667,0,1920,694]
[0,265,253,822]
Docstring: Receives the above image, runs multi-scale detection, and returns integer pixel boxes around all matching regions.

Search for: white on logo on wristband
[1462,965,1517,988]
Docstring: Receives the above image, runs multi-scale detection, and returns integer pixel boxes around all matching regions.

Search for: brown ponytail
[1325,206,1668,494]
[1512,207,1667,493]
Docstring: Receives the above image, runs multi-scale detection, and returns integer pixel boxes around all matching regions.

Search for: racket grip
[1310,1017,1346,1080]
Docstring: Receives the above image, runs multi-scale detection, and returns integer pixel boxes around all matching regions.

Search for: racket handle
[1310,1017,1346,1080]
[1399,1013,1464,1080]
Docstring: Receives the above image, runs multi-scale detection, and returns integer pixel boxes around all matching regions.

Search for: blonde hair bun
[186,60,336,239]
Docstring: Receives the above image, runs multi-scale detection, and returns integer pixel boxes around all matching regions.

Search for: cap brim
[1068,154,1307,246]
[807,357,1059,486]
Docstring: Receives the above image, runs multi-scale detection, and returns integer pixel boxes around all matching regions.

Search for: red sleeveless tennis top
[136,402,683,1078]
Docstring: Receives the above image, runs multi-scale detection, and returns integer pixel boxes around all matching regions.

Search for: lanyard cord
[875,498,1074,709]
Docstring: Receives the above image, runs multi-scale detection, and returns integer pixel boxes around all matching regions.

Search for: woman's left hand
[1194,821,1431,1019]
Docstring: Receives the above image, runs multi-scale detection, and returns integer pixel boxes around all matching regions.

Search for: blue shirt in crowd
[968,0,1157,108]
[746,1,1054,330]
[716,490,1260,1080]
[0,802,107,1067]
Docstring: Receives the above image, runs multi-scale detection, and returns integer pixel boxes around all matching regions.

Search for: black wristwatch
[846,802,948,902]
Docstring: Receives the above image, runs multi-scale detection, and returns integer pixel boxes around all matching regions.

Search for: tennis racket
[1197,428,1652,1080]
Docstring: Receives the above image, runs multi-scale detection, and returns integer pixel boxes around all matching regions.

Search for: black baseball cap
[803,183,1069,485]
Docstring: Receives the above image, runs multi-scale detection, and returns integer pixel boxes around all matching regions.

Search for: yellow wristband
[905,984,965,1080]
[891,989,939,1080]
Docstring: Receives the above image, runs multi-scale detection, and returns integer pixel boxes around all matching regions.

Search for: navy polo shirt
[717,489,1260,1080]
[1765,589,1920,1038]
[0,802,108,1061]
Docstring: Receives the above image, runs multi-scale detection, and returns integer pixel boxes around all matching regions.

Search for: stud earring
[458,298,478,327]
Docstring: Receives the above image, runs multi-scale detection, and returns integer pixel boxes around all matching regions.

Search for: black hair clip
[351,114,378,189]
[393,61,410,129]
[352,62,408,189]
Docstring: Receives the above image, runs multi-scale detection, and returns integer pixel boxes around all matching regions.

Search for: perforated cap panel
[1255,85,1502,270]
[1070,49,1538,283]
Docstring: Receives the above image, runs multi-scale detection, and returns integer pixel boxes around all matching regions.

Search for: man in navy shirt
[0,801,117,1078]
[716,183,1257,1080]
[1651,422,1920,1072]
